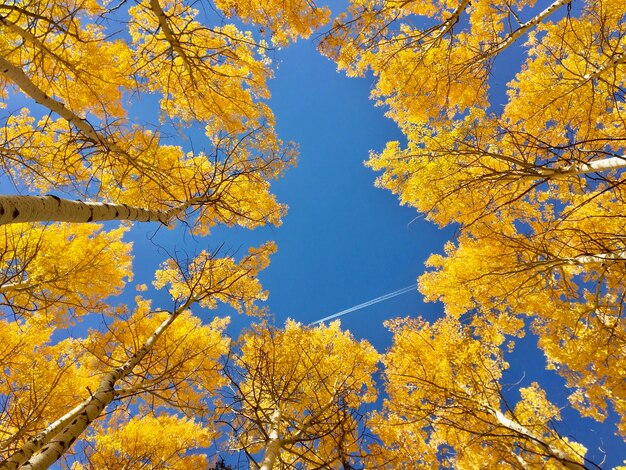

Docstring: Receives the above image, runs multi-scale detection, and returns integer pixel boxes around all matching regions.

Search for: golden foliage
[223,320,379,468]
[0,223,132,324]
[0,0,293,466]
[325,0,626,442]
[372,317,587,468]
[215,0,331,46]
[79,413,215,469]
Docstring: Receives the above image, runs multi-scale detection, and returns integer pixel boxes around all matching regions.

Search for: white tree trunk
[480,0,571,59]
[0,56,160,182]
[0,280,30,294]
[259,409,283,470]
[560,155,626,176]
[149,0,189,67]
[0,56,115,151]
[570,250,626,265]
[0,195,171,225]
[500,155,626,181]
[490,408,587,470]
[428,0,471,47]
[577,50,626,87]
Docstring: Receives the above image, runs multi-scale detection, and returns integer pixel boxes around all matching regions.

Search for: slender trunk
[259,409,282,470]
[256,396,338,469]
[514,453,531,470]
[570,250,626,265]
[282,394,337,444]
[426,0,471,49]
[0,56,114,152]
[0,398,90,459]
[480,0,571,60]
[0,280,30,294]
[0,195,182,225]
[559,156,626,176]
[576,50,626,87]
[0,55,170,189]
[149,0,191,71]
[0,17,76,74]
[496,155,626,181]
[489,408,587,470]
[531,155,626,179]
[0,301,190,470]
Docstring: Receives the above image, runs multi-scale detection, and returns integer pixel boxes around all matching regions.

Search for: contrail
[309,284,417,326]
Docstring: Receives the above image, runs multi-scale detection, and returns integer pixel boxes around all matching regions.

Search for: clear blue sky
[122,31,626,467]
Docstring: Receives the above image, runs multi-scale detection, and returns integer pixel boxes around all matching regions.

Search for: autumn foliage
[0,0,625,468]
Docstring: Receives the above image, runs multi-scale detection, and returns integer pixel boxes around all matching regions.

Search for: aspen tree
[324,0,626,438]
[0,0,295,230]
[0,1,307,467]
[219,321,379,469]
[373,317,592,469]
[1,243,275,469]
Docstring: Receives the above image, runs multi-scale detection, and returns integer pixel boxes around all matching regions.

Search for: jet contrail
[309,284,417,326]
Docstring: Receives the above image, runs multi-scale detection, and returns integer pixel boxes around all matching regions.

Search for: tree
[215,0,331,46]
[1,0,296,231]
[372,316,592,469]
[218,320,379,469]
[73,413,216,470]
[1,242,274,469]
[418,201,626,435]
[321,0,625,254]
[323,0,626,439]
[321,0,625,242]
[2,0,623,467]
[321,0,578,128]
[0,0,303,468]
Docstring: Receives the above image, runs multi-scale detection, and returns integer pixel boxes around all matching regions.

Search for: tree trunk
[560,156,626,176]
[480,0,571,59]
[570,250,626,265]
[576,51,626,87]
[0,55,144,161]
[0,56,112,151]
[259,409,282,470]
[489,408,587,470]
[0,195,171,225]
[499,155,626,181]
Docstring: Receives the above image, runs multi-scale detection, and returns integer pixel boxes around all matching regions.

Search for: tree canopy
[1,0,625,468]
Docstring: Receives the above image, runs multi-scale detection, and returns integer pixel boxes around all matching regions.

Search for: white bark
[1,300,191,470]
[480,0,571,59]
[490,408,587,470]
[282,394,337,445]
[576,50,626,87]
[0,17,73,72]
[0,280,30,294]
[570,250,626,265]
[0,398,90,464]
[533,155,626,178]
[0,195,173,225]
[259,409,282,470]
[497,155,626,181]
[149,0,190,69]
[0,56,115,151]
[424,0,471,52]
[0,55,163,186]
[560,155,626,176]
